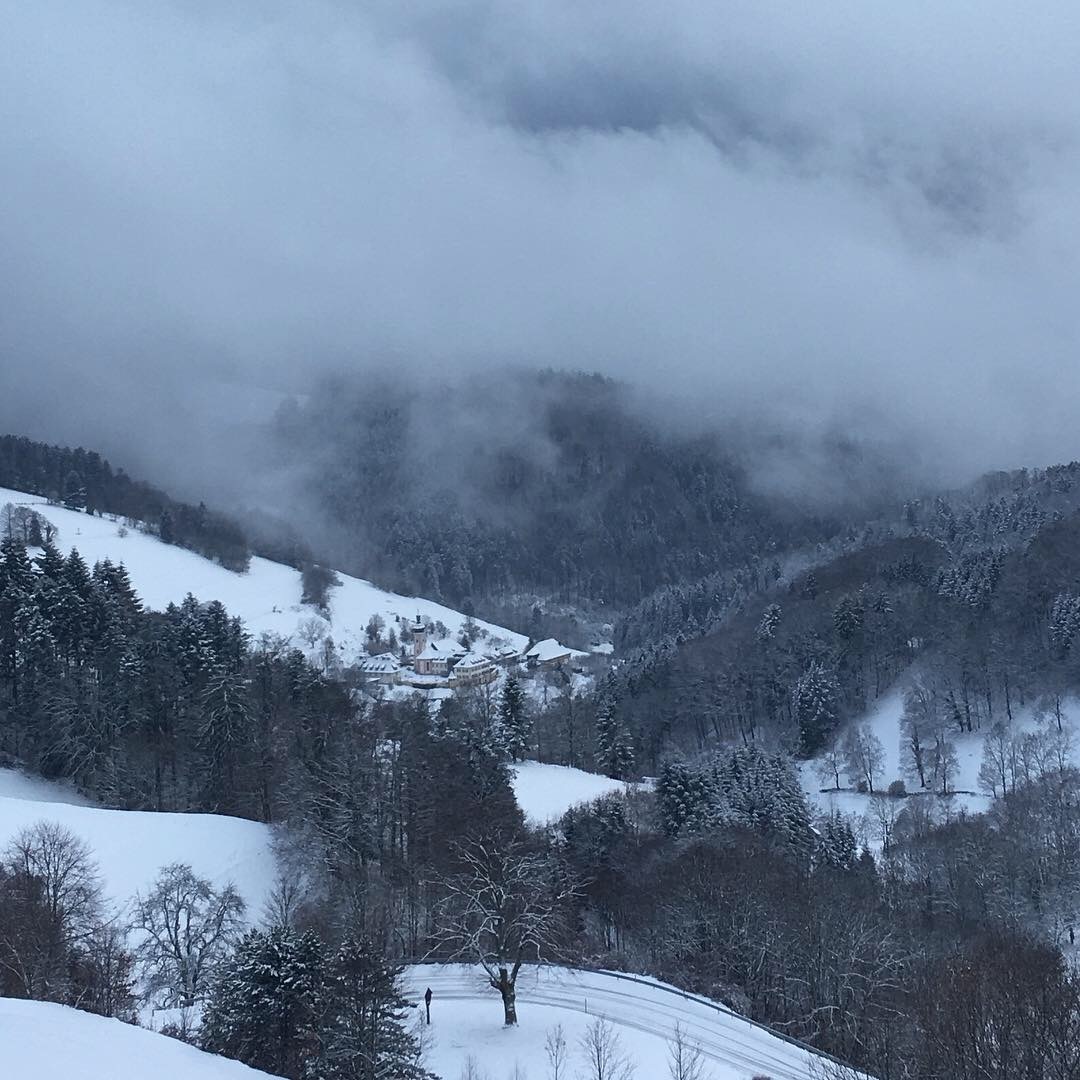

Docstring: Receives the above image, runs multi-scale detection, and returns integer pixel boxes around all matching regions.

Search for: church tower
[410,615,427,659]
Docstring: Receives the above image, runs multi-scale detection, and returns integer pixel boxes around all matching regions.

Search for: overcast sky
[3,0,1080,486]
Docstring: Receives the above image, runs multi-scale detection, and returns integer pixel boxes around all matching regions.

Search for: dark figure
[424,986,433,1025]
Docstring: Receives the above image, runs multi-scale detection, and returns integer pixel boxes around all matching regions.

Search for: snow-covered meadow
[801,685,1080,850]
[0,998,281,1080]
[0,767,277,919]
[509,762,641,825]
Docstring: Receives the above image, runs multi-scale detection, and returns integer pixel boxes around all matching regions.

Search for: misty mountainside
[12,0,1080,1075]
[261,370,855,614]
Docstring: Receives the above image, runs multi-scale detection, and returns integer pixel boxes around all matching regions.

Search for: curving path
[402,964,863,1080]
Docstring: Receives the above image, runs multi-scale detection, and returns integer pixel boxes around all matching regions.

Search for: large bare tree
[132,862,245,1007]
[431,839,578,1025]
[0,822,102,1000]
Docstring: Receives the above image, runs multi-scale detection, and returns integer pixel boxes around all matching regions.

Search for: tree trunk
[495,967,518,1026]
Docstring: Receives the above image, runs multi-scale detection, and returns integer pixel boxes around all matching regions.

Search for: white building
[357,652,401,685]
[525,638,574,669]
[414,638,466,677]
[449,651,498,687]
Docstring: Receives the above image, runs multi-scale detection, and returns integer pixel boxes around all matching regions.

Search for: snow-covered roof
[416,638,466,661]
[526,638,572,662]
[454,651,493,671]
[359,652,400,674]
[401,672,448,687]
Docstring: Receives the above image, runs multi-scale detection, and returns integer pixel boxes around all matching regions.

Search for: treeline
[0,434,317,573]
[0,532,353,817]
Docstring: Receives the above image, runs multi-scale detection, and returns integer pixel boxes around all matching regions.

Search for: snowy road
[402,964,859,1080]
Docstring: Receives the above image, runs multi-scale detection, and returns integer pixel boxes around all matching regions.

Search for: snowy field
[0,998,280,1080]
[510,762,640,825]
[0,486,529,667]
[802,690,989,806]
[801,686,1080,849]
[401,964,858,1080]
[0,767,277,918]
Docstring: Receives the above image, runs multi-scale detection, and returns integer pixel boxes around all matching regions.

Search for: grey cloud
[2,0,1080,498]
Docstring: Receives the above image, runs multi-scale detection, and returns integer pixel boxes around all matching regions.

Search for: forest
[4,431,1080,1076]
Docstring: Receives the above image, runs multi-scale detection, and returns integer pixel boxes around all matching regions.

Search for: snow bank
[401,964,859,1080]
[0,998,280,1080]
[0,769,277,917]
[510,762,638,824]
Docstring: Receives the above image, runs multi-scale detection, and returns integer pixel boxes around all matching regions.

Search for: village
[356,613,586,692]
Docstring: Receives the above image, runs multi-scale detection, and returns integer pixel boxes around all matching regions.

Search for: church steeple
[410,615,427,658]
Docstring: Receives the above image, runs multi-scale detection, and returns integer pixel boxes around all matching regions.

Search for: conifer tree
[793,662,840,755]
[497,675,530,762]
[818,811,858,870]
[0,534,34,700]
[202,926,325,1079]
[655,761,721,837]
[594,694,635,780]
[199,667,251,812]
[34,539,66,581]
[324,936,435,1080]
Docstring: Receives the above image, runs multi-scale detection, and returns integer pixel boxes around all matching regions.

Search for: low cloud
[2,0,1080,494]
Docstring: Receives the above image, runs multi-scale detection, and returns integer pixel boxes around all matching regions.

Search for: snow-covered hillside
[0,998,280,1080]
[401,964,857,1080]
[0,486,528,667]
[510,762,642,825]
[0,768,276,917]
[0,761,634,908]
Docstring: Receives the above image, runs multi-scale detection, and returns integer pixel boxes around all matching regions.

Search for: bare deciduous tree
[132,862,245,1007]
[978,721,1016,798]
[296,617,326,649]
[579,1017,635,1080]
[667,1022,709,1080]
[842,725,885,793]
[8,822,101,934]
[431,840,578,1025]
[545,1023,568,1080]
[815,742,844,791]
[458,1055,492,1080]
[0,822,102,999]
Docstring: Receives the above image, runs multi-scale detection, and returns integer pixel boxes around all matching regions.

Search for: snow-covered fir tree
[324,936,435,1080]
[201,926,324,1079]
[793,662,840,754]
[593,693,635,780]
[655,760,724,837]
[497,674,530,762]
[817,811,859,870]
